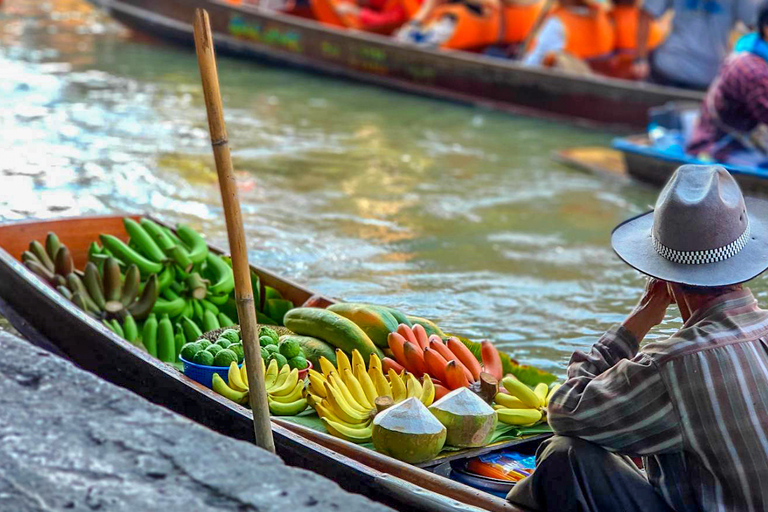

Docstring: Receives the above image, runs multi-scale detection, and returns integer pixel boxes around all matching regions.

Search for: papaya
[327,303,398,348]
[284,308,384,361]
[406,315,446,338]
[280,334,337,368]
[377,306,411,327]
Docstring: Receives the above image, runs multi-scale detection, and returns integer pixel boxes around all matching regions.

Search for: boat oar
[192,8,275,454]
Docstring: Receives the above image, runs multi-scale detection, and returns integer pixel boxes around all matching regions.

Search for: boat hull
[89,0,702,129]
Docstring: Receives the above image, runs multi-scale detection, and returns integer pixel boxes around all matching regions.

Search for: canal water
[3,0,765,377]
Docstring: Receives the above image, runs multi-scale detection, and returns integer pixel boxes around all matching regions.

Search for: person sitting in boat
[632,0,759,89]
[508,164,768,512]
[607,0,669,78]
[332,0,414,33]
[686,4,768,167]
[522,0,614,71]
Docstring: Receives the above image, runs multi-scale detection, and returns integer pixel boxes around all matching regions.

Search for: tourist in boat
[686,4,768,167]
[632,0,759,89]
[394,0,501,49]
[522,0,614,70]
[332,0,412,32]
[608,0,669,78]
[508,164,768,511]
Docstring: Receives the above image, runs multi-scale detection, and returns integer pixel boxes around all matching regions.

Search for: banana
[87,241,102,258]
[99,234,164,275]
[421,374,435,406]
[73,293,95,316]
[142,313,158,357]
[66,273,100,314]
[25,260,55,284]
[21,250,41,266]
[123,218,166,262]
[329,373,370,414]
[270,380,305,404]
[204,253,234,296]
[181,299,194,319]
[241,362,249,387]
[57,285,73,300]
[83,262,106,311]
[121,264,141,307]
[54,246,74,277]
[495,392,526,409]
[156,315,175,363]
[206,293,229,306]
[156,265,175,293]
[228,362,249,392]
[342,368,373,409]
[45,232,61,261]
[199,298,219,315]
[212,373,249,405]
[388,368,407,403]
[545,384,561,407]
[268,397,307,416]
[271,365,291,391]
[369,367,391,398]
[368,353,382,373]
[323,383,370,424]
[321,418,373,443]
[169,245,193,272]
[218,312,235,328]
[351,349,366,372]
[180,316,202,344]
[315,401,345,424]
[265,359,279,388]
[122,313,139,344]
[176,224,209,264]
[203,309,220,332]
[270,368,300,396]
[319,356,336,378]
[501,376,543,409]
[496,408,543,426]
[110,318,125,339]
[534,383,549,406]
[336,349,352,376]
[308,369,328,398]
[140,218,176,253]
[128,274,158,320]
[355,364,378,405]
[103,257,123,306]
[29,240,54,273]
[163,225,184,247]
[406,373,423,400]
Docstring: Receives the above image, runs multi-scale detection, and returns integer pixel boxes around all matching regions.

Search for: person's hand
[622,278,672,341]
[631,57,650,80]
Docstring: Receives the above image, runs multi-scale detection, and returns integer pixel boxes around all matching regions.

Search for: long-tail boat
[86,0,702,129]
[0,215,544,512]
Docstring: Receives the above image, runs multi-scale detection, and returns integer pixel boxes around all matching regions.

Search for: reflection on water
[3,0,767,378]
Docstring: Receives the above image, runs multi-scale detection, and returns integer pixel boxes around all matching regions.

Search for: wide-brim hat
[611,165,768,287]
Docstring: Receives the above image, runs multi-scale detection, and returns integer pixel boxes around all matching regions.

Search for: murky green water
[3,0,766,377]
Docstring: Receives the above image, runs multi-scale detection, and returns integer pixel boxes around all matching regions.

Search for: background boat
[86,0,703,129]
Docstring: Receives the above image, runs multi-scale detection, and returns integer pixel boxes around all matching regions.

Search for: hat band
[652,223,751,265]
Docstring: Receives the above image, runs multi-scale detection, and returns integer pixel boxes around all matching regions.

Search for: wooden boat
[554,137,768,194]
[85,0,703,129]
[0,215,543,512]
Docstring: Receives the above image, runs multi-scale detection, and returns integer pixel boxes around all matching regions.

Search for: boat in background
[85,0,702,129]
[0,215,543,512]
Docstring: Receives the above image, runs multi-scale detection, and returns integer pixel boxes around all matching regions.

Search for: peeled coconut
[429,387,497,448]
[372,397,446,464]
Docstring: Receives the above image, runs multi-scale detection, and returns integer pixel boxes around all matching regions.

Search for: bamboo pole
[193,8,275,453]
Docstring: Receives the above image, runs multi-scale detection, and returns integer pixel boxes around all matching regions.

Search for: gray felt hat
[611,165,768,287]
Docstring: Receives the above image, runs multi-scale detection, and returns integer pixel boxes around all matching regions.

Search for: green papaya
[377,306,411,327]
[283,308,383,361]
[327,303,398,348]
[406,315,446,338]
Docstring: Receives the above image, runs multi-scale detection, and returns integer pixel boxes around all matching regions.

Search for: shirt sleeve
[640,0,671,20]
[547,325,683,456]
[523,17,565,67]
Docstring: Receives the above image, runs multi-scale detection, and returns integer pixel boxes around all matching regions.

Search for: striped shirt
[548,289,768,511]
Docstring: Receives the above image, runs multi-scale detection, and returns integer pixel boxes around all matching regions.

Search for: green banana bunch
[22,233,73,289]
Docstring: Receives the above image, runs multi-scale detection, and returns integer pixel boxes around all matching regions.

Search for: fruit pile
[180,328,245,367]
[493,377,560,427]
[259,327,309,371]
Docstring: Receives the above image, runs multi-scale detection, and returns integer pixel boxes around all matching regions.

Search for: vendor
[508,165,768,511]
[686,2,768,167]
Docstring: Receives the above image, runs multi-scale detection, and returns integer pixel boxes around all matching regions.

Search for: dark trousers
[507,436,675,512]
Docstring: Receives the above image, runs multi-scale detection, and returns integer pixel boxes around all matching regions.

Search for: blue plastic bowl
[180,355,242,389]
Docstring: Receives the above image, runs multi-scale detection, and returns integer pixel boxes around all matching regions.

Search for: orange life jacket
[549,6,614,61]
[501,0,547,44]
[611,5,667,52]
[309,0,413,31]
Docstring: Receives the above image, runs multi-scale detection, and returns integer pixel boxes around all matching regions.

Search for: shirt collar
[683,288,758,328]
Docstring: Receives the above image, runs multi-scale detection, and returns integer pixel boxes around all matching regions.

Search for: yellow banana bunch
[494,377,561,427]
[308,349,436,443]
[212,358,308,416]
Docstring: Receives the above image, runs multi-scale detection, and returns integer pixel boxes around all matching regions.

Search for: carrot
[412,324,429,350]
[481,341,503,380]
[423,347,448,382]
[382,357,405,374]
[447,337,482,381]
[387,332,408,367]
[433,382,450,400]
[397,324,418,346]
[403,342,426,377]
[429,339,475,382]
[444,360,470,390]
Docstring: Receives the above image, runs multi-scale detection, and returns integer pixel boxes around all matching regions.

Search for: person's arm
[522,17,565,66]
[547,279,683,455]
[746,68,768,125]
[632,0,670,78]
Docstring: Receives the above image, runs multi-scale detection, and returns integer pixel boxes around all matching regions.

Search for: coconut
[429,387,497,447]
[372,397,446,464]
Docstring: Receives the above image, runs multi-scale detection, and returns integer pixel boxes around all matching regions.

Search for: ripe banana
[368,353,382,373]
[388,368,407,402]
[496,408,543,426]
[351,349,366,372]
[241,362,249,387]
[228,362,248,392]
[268,397,308,416]
[270,368,300,396]
[321,418,373,443]
[319,356,336,378]
[420,374,435,406]
[501,376,542,409]
[355,364,378,405]
[341,368,373,410]
[328,373,369,414]
[265,359,279,388]
[369,366,392,398]
[271,365,291,391]
[534,383,549,406]
[495,392,526,409]
[308,369,328,398]
[336,349,352,376]
[323,382,370,424]
[406,373,423,400]
[212,373,249,405]
[270,380,305,404]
